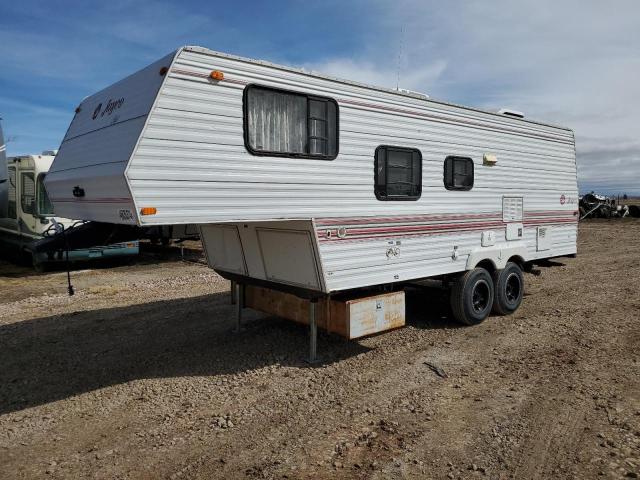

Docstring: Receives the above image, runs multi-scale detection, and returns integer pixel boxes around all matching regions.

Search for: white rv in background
[0,119,7,218]
[45,46,578,358]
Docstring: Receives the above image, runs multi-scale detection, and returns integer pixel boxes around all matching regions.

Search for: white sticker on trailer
[118,209,134,222]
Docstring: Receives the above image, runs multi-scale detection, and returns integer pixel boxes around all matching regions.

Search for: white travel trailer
[45,46,578,359]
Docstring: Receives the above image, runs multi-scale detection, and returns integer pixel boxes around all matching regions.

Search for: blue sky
[1,0,639,194]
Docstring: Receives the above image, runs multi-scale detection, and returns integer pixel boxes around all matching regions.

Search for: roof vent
[398,88,429,99]
[497,108,524,119]
[42,150,58,156]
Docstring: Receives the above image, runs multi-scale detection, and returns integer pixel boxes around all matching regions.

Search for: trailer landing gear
[234,282,244,332]
[308,300,318,364]
[231,282,320,364]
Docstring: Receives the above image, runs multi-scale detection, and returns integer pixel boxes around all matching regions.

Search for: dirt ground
[1,222,639,480]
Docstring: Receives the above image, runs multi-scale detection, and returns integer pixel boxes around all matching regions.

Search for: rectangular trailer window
[21,172,35,215]
[374,146,422,200]
[37,174,54,216]
[244,85,338,159]
[444,156,474,191]
[7,167,16,219]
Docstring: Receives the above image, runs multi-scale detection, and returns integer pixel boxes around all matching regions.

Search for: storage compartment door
[256,228,321,289]
[201,224,247,274]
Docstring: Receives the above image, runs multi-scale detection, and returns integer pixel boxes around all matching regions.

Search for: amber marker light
[209,70,224,81]
[140,207,157,216]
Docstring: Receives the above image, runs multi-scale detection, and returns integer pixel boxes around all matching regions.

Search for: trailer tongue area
[30,221,140,254]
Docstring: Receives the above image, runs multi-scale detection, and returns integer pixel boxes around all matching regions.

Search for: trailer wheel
[492,262,524,315]
[450,268,494,325]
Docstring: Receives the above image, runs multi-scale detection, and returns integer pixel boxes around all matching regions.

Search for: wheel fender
[466,242,528,270]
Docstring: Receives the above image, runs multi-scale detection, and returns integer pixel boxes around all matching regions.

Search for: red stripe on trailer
[168,68,572,143]
[317,218,577,243]
[315,212,501,226]
[344,221,505,236]
[523,219,577,225]
[317,221,506,242]
[50,198,132,204]
[316,210,577,227]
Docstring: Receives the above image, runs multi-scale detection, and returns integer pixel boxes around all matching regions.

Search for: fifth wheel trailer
[44,46,578,360]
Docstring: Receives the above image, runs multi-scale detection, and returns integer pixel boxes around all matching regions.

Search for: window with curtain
[37,174,54,216]
[444,156,474,191]
[374,146,422,200]
[21,172,35,215]
[244,85,338,159]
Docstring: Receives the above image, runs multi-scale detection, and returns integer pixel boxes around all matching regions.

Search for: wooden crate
[244,286,405,339]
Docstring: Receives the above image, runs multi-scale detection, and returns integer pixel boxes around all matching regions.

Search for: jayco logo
[92,103,102,120]
[92,98,125,120]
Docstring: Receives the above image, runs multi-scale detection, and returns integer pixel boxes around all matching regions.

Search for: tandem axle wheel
[450,262,524,325]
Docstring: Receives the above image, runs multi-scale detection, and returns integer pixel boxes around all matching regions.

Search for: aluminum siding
[124,47,576,291]
[127,48,576,226]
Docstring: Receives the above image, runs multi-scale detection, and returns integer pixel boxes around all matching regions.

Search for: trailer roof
[184,45,573,133]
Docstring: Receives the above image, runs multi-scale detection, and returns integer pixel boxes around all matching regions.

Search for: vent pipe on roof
[398,88,429,99]
[497,108,524,119]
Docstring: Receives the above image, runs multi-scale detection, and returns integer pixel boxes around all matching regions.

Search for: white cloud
[302,58,447,95]
[307,0,640,193]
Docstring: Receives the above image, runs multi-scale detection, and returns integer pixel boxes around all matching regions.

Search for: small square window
[444,156,474,191]
[375,146,422,200]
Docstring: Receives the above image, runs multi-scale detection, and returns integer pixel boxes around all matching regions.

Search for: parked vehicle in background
[0,118,8,218]
[579,192,631,220]
[0,152,139,270]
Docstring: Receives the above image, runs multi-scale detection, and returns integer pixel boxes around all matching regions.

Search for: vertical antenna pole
[396,27,404,91]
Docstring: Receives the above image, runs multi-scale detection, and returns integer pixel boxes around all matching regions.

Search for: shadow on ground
[0,242,204,279]
[0,286,463,414]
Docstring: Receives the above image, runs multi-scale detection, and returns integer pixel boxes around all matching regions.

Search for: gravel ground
[0,223,639,480]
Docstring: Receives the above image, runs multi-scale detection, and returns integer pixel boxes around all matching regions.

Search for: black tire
[450,268,494,325]
[492,262,524,315]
